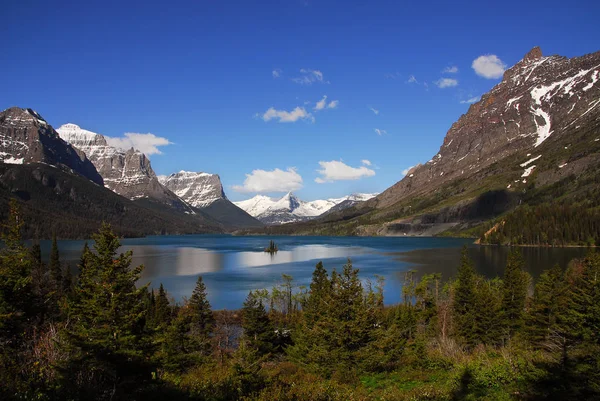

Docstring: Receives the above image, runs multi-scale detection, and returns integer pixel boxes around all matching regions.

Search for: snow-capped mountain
[57,123,191,211]
[158,171,226,207]
[234,192,378,225]
[159,170,263,228]
[0,108,103,185]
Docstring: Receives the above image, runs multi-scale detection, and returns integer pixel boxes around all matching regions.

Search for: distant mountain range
[233,192,377,225]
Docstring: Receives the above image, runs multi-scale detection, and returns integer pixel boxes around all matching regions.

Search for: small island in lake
[264,240,278,253]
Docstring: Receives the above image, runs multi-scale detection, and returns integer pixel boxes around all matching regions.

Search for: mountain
[256,47,600,236]
[57,123,192,212]
[234,192,378,225]
[158,171,226,207]
[0,163,222,239]
[374,46,600,211]
[0,107,103,185]
[159,171,263,228]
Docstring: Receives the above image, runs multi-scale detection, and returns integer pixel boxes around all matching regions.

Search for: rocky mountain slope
[374,46,600,211]
[0,163,222,238]
[234,192,377,225]
[158,171,226,207]
[259,47,600,236]
[57,123,191,212]
[159,171,262,228]
[0,107,103,185]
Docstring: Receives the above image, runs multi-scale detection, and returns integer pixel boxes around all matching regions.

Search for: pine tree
[241,291,276,356]
[63,223,150,398]
[189,276,215,336]
[0,200,34,396]
[527,265,565,349]
[0,199,33,338]
[303,261,330,324]
[49,234,62,289]
[154,283,171,327]
[452,246,478,346]
[500,249,531,340]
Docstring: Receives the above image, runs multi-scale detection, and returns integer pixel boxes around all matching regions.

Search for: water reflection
[131,246,224,278]
[236,245,362,268]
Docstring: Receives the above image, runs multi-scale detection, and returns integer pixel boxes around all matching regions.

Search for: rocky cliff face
[57,123,191,211]
[158,171,227,207]
[375,47,600,209]
[0,107,103,185]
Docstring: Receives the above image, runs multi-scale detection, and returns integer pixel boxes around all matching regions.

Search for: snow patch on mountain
[159,171,227,207]
[234,192,378,225]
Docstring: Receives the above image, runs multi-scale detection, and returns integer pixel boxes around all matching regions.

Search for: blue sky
[2,0,599,201]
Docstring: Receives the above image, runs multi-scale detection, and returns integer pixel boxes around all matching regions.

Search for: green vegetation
[2,204,600,400]
[264,240,278,253]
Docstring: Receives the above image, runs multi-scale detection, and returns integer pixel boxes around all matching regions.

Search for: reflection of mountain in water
[394,246,588,282]
[130,246,224,278]
[237,244,366,268]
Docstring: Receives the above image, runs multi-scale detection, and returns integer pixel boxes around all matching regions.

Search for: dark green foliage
[500,250,531,340]
[527,265,565,349]
[481,203,600,246]
[62,223,151,400]
[452,247,478,346]
[189,276,215,336]
[154,283,172,327]
[0,200,34,398]
[242,291,276,356]
[49,234,62,287]
[264,240,278,253]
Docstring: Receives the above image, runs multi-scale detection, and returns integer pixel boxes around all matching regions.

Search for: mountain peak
[523,46,542,62]
[160,170,227,207]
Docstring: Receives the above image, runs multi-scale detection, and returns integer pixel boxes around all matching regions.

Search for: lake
[38,235,589,310]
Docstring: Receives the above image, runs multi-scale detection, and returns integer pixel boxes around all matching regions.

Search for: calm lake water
[38,235,589,310]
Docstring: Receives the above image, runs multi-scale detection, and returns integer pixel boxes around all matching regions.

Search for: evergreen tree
[0,200,34,397]
[527,265,565,349]
[452,247,478,346]
[0,199,33,338]
[302,261,330,325]
[160,279,214,372]
[500,249,531,340]
[154,283,171,327]
[63,223,150,399]
[49,234,62,289]
[241,291,276,356]
[189,276,215,336]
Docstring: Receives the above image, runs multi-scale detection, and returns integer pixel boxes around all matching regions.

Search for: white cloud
[232,167,303,193]
[407,75,418,84]
[374,128,387,136]
[361,159,372,166]
[262,106,314,123]
[460,96,480,104]
[472,54,506,79]
[292,69,328,85]
[315,160,375,183]
[314,96,339,111]
[369,107,379,115]
[435,78,458,88]
[385,72,400,79]
[105,133,172,156]
[272,68,282,78]
[314,96,327,110]
[443,66,459,74]
[402,166,415,176]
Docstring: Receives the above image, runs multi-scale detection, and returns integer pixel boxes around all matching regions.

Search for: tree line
[1,199,600,400]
